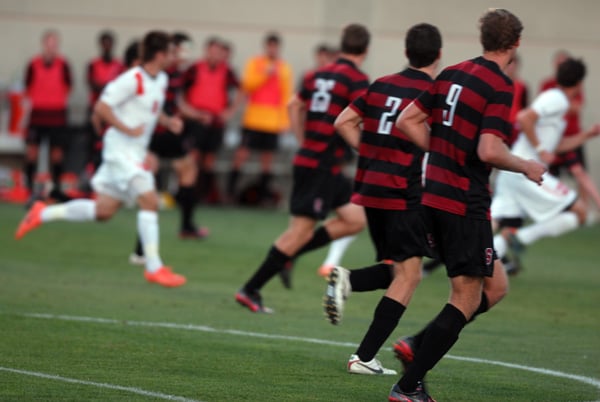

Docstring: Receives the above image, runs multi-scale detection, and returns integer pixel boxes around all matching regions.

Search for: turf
[1,203,599,401]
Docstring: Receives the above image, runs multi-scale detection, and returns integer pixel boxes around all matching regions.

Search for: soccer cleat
[347,354,397,375]
[179,226,210,240]
[235,289,274,314]
[144,266,186,287]
[15,201,46,240]
[393,336,416,372]
[278,260,294,289]
[129,253,146,266]
[323,266,351,325]
[388,382,435,402]
[317,263,335,278]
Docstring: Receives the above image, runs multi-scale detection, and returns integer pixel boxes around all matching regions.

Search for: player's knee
[138,192,159,211]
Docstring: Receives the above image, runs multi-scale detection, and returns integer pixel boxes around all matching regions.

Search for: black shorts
[289,167,352,220]
[149,130,193,159]
[187,120,224,153]
[365,207,432,263]
[26,125,68,147]
[423,206,495,278]
[241,128,279,151]
[549,146,586,176]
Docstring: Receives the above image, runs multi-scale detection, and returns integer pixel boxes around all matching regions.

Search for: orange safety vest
[27,56,70,110]
[186,61,228,115]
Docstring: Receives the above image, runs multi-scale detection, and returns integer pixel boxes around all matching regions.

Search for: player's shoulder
[534,88,569,108]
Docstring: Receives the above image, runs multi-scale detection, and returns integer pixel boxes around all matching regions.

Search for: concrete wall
[0,0,598,179]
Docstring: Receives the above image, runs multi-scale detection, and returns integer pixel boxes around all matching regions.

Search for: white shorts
[491,171,577,222]
[91,157,155,205]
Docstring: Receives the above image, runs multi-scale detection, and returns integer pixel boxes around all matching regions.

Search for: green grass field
[1,202,599,401]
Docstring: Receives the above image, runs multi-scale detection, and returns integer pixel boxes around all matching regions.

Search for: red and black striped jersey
[163,65,184,116]
[294,58,369,173]
[414,56,513,219]
[349,68,433,210]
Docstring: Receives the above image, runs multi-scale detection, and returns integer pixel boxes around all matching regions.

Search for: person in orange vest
[226,32,293,203]
[86,30,124,170]
[24,29,72,201]
[180,37,242,204]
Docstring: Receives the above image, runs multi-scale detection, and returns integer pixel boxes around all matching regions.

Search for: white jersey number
[310,78,336,112]
[377,96,402,135]
[442,84,463,127]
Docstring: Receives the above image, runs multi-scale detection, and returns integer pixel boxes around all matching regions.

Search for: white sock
[493,234,508,259]
[322,235,357,267]
[137,210,163,273]
[40,199,96,222]
[516,212,579,246]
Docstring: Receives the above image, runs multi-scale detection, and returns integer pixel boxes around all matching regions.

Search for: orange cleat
[15,201,46,240]
[144,266,187,287]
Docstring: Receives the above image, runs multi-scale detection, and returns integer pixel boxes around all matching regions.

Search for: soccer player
[492,58,599,263]
[23,30,72,201]
[15,31,187,288]
[235,24,371,313]
[324,23,442,376]
[226,32,293,203]
[389,9,545,401]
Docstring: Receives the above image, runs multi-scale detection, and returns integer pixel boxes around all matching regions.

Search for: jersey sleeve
[348,91,367,117]
[348,75,369,102]
[480,87,514,141]
[531,89,569,119]
[99,70,137,107]
[412,82,434,114]
[298,71,314,102]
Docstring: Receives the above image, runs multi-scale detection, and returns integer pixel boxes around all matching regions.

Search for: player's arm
[334,106,362,150]
[517,108,554,165]
[396,101,430,151]
[478,133,546,185]
[176,94,212,124]
[158,112,183,135]
[93,100,144,137]
[555,123,600,153]
[288,94,306,144]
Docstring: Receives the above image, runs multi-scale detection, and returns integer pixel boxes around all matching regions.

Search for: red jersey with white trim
[350,68,433,210]
[414,56,513,220]
[294,58,369,173]
[99,66,168,164]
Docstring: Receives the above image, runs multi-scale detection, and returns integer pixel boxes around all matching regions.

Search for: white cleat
[323,266,351,325]
[347,354,397,375]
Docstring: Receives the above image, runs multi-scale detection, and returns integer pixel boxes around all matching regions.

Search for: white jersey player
[492,58,599,259]
[15,31,187,288]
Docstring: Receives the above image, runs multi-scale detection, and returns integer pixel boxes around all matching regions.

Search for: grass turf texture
[1,203,599,401]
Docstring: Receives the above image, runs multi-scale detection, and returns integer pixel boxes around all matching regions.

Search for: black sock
[201,170,216,197]
[349,263,393,291]
[134,235,143,256]
[24,162,37,191]
[177,186,196,231]
[356,297,406,362]
[51,162,63,191]
[399,304,467,392]
[295,226,332,258]
[227,169,240,197]
[243,245,291,293]
[468,292,489,323]
[258,172,272,199]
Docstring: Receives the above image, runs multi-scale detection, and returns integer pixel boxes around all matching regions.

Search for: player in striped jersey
[390,9,545,401]
[323,23,442,376]
[235,24,370,313]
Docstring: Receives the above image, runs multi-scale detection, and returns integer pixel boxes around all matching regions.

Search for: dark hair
[264,32,281,45]
[479,8,522,52]
[556,58,586,87]
[405,23,442,68]
[99,30,115,44]
[205,36,221,47]
[172,32,191,46]
[141,30,171,63]
[124,40,140,68]
[340,24,370,55]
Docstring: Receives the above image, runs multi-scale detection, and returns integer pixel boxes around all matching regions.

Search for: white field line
[9,312,600,395]
[0,366,202,402]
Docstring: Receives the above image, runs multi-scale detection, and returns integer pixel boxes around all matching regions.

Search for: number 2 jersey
[294,58,369,174]
[349,68,433,211]
[99,66,168,165]
[413,56,514,220]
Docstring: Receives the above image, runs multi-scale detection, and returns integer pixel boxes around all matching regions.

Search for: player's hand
[167,116,184,135]
[538,150,554,166]
[523,159,546,185]
[197,111,213,125]
[128,124,145,137]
